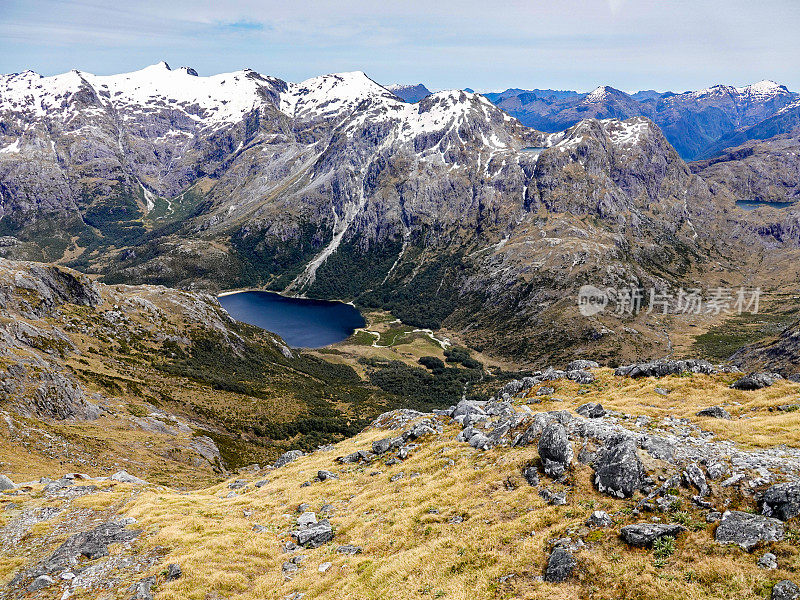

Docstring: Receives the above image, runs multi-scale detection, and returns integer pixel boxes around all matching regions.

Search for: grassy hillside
[2,369,800,599]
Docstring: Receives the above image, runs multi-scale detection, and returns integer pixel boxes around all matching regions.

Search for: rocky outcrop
[10,519,141,590]
[274,450,304,469]
[615,360,715,378]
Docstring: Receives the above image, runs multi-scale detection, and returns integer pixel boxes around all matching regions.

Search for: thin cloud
[0,0,797,91]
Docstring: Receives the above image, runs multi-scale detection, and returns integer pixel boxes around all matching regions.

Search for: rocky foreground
[2,361,800,600]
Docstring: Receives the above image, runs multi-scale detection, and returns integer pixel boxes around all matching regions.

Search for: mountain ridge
[1,63,799,365]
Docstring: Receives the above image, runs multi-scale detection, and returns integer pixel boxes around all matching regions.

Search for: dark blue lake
[218,291,366,348]
[736,200,794,211]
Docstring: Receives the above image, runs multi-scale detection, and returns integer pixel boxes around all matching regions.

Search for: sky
[0,0,798,93]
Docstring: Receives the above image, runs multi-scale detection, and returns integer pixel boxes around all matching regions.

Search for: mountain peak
[585,85,626,103]
[737,79,789,99]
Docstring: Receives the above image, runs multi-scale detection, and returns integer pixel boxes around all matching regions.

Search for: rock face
[732,318,800,377]
[593,437,646,498]
[0,475,15,490]
[544,547,576,583]
[691,129,800,204]
[714,510,785,551]
[620,523,686,547]
[538,423,573,478]
[761,481,800,521]
[385,83,432,103]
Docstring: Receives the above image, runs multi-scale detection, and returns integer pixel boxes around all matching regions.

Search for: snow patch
[0,139,20,154]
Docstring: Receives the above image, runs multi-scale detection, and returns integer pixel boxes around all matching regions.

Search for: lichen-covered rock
[544,547,576,582]
[620,523,686,547]
[538,423,573,479]
[772,580,800,600]
[715,510,785,551]
[615,359,714,378]
[696,406,732,419]
[593,437,646,498]
[731,372,782,390]
[761,481,800,521]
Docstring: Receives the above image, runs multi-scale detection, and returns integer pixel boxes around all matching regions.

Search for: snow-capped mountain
[0,62,779,362]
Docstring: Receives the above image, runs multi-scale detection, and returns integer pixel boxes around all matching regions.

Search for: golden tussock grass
[4,370,800,599]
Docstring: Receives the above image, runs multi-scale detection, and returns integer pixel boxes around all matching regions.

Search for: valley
[1,55,800,600]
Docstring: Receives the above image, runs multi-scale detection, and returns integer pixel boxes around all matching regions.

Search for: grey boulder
[291,520,333,548]
[372,436,403,455]
[576,402,605,418]
[772,580,800,600]
[758,552,778,569]
[715,510,784,551]
[166,563,182,581]
[0,475,15,491]
[538,423,573,479]
[620,523,686,547]
[731,372,782,390]
[567,369,596,384]
[762,481,800,521]
[111,470,149,485]
[593,437,646,498]
[586,511,613,528]
[274,450,304,469]
[696,406,732,419]
[544,547,576,582]
[522,466,539,487]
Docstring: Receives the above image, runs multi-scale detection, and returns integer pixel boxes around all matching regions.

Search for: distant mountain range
[386,80,799,160]
[2,63,800,363]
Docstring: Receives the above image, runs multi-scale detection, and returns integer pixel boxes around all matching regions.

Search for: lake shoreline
[217,288,357,307]
[217,290,366,348]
